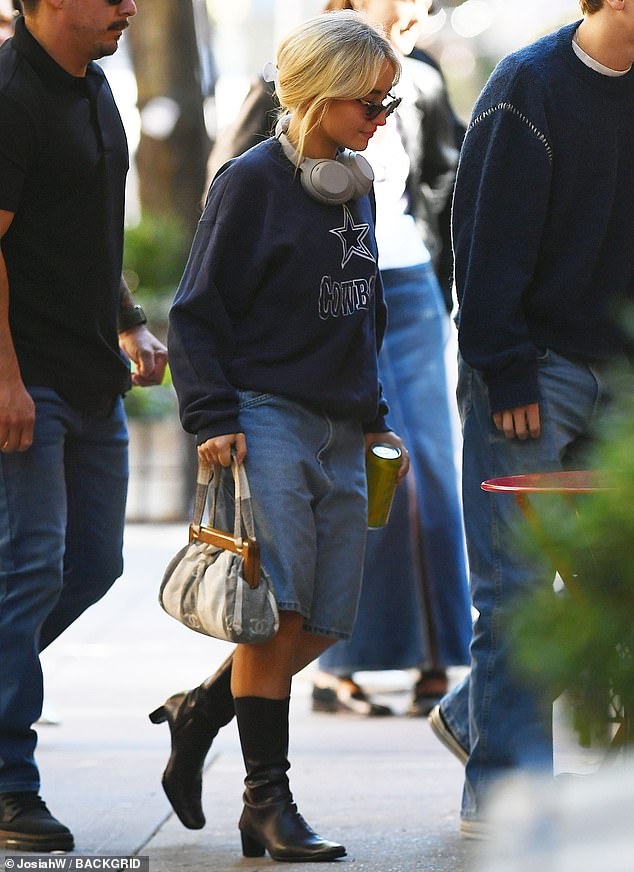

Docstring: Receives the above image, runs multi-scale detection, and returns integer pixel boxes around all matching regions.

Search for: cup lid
[370,444,401,460]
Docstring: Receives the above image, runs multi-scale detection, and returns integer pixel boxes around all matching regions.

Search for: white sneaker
[428,704,468,765]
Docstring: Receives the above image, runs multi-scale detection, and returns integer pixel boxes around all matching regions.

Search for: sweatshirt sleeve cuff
[196,416,242,445]
[485,358,540,415]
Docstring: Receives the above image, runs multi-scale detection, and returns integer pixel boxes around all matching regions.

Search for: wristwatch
[118,304,147,333]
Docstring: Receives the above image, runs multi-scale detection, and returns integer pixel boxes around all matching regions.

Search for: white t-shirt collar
[572,30,631,77]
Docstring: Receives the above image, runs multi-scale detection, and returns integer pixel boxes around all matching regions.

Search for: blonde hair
[275,10,401,161]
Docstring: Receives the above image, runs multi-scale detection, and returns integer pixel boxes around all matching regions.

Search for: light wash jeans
[217,390,367,640]
[442,349,623,821]
[0,387,128,791]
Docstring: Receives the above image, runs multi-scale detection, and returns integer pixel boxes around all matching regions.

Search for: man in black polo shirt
[0,0,167,852]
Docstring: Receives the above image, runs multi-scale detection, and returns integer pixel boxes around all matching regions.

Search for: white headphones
[275,115,374,205]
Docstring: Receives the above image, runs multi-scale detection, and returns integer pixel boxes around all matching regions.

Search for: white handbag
[159,457,279,643]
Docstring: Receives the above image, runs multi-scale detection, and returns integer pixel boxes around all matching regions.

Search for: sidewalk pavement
[24,524,595,871]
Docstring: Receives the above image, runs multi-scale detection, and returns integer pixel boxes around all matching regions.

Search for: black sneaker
[0,791,74,852]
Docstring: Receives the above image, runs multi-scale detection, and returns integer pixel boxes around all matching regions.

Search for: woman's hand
[198,432,247,467]
[364,430,410,483]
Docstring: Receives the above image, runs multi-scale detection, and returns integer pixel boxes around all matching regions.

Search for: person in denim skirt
[159,11,408,863]
[207,0,471,721]
[429,0,634,840]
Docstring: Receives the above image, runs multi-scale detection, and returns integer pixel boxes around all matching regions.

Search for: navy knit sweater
[453,22,634,413]
[169,138,388,442]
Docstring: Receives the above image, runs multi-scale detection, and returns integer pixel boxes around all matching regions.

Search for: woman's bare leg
[231,611,335,698]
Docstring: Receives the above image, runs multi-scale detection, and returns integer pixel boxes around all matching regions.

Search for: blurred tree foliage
[512,377,634,747]
[122,0,210,506]
[126,0,210,240]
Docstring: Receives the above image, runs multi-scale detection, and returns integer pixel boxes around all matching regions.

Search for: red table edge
[481,470,611,494]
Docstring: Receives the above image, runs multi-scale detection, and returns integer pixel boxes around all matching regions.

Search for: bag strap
[191,456,253,546]
[191,459,213,533]
[234,461,257,541]
[189,457,261,588]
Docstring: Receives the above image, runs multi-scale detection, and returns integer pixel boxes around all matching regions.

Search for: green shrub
[122,213,189,418]
[123,212,189,296]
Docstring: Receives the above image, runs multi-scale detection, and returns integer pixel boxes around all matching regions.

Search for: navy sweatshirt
[169,137,388,442]
[453,22,634,414]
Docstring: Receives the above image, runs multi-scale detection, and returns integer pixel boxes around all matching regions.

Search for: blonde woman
[209,0,471,721]
[155,12,408,862]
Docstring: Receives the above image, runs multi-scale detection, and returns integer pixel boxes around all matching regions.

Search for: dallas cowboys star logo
[329,204,375,269]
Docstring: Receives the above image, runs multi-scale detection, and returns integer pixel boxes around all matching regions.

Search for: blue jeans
[443,350,620,820]
[219,391,367,639]
[0,387,128,791]
[319,263,470,672]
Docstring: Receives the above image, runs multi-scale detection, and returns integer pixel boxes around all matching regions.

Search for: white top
[364,67,431,272]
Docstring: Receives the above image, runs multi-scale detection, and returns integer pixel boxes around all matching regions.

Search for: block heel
[235,697,346,862]
[148,653,235,830]
[241,830,265,857]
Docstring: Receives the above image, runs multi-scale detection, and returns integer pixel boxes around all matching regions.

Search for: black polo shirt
[0,17,131,411]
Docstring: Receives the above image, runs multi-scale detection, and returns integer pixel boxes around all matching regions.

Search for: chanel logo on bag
[250,617,271,636]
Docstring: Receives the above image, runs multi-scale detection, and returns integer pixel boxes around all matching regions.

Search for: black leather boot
[235,696,346,862]
[149,653,235,829]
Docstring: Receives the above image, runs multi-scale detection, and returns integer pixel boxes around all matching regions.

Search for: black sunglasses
[357,93,402,121]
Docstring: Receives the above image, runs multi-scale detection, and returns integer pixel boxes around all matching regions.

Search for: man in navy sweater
[429,0,634,838]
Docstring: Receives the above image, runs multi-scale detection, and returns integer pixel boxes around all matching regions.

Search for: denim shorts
[215,391,368,640]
